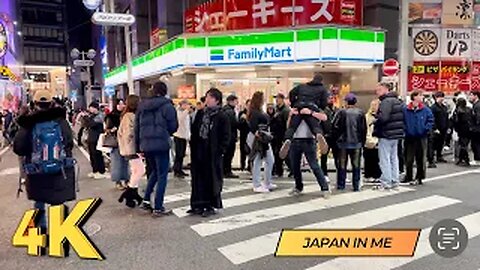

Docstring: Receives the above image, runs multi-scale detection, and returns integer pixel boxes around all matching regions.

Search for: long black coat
[190,109,231,209]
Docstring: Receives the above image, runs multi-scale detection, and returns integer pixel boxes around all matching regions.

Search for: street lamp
[71,48,96,104]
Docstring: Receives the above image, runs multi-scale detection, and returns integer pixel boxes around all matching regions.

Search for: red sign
[184,0,363,33]
[408,61,479,92]
[383,58,399,76]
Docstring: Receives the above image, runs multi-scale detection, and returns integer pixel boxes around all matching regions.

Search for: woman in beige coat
[118,95,146,208]
[363,99,382,182]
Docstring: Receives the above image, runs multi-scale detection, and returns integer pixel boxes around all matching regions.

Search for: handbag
[103,132,118,148]
[96,134,112,153]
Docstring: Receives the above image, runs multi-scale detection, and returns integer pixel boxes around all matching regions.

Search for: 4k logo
[12,198,104,260]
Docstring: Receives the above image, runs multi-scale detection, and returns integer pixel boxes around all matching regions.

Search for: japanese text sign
[184,0,362,33]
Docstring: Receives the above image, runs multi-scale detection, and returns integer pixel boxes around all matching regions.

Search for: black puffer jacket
[13,106,75,205]
[374,92,405,139]
[430,102,449,132]
[289,78,329,111]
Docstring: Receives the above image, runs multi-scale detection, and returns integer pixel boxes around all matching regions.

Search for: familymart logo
[210,46,293,62]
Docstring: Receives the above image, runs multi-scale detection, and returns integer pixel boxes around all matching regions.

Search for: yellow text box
[275,229,420,257]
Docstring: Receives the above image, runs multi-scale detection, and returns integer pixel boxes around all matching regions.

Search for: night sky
[66,0,94,52]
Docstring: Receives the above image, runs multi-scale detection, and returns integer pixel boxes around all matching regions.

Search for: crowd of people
[8,74,480,224]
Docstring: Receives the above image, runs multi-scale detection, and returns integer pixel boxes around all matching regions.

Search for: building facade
[19,0,69,98]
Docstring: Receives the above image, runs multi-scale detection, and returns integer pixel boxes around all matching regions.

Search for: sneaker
[437,158,448,163]
[321,190,331,199]
[279,140,291,160]
[471,160,479,166]
[373,185,390,191]
[152,208,173,218]
[265,183,278,191]
[288,188,302,196]
[346,178,352,183]
[94,173,106,179]
[428,163,437,168]
[325,176,331,183]
[391,185,400,191]
[253,186,270,193]
[87,172,95,178]
[115,182,126,190]
[316,134,329,155]
[140,201,153,212]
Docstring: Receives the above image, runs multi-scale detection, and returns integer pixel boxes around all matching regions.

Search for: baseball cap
[434,91,445,98]
[344,93,357,105]
[33,89,53,103]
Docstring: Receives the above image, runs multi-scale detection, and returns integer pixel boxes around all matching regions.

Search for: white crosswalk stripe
[173,184,322,218]
[217,195,460,265]
[191,187,415,237]
[163,170,479,269]
[164,183,252,204]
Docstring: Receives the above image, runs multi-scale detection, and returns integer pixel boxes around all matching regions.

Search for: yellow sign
[275,229,420,257]
[12,198,104,260]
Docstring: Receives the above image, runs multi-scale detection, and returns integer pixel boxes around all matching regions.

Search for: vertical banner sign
[442,0,474,25]
[472,29,480,60]
[412,27,441,60]
[475,0,480,25]
[471,61,480,90]
[440,28,472,58]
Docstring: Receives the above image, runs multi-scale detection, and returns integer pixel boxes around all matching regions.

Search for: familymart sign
[105,27,385,86]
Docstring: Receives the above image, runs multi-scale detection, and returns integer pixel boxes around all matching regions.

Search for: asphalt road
[0,146,479,270]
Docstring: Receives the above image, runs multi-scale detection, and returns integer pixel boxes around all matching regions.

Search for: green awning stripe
[340,29,376,42]
[208,31,294,47]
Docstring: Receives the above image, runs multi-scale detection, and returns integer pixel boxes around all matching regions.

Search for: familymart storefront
[105,26,385,107]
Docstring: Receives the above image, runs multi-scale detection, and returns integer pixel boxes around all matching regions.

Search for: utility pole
[399,0,409,100]
[125,25,134,95]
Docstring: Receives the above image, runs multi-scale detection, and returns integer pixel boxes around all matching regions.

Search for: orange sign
[275,229,420,257]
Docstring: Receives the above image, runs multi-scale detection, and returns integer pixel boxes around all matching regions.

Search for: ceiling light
[271,65,314,70]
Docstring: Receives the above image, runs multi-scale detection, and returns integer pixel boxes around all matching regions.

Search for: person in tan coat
[363,99,382,182]
[118,95,146,208]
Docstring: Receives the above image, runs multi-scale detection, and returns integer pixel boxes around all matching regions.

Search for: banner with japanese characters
[408,61,473,92]
[184,0,363,34]
[440,28,472,58]
[441,0,474,25]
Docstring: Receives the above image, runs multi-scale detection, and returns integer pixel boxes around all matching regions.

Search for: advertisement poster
[409,0,442,24]
[440,28,472,58]
[408,61,471,92]
[412,27,441,60]
[438,60,470,92]
[442,0,474,25]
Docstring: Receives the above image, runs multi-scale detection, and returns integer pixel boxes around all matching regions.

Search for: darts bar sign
[412,27,480,60]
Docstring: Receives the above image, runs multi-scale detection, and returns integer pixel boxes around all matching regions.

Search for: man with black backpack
[13,89,75,229]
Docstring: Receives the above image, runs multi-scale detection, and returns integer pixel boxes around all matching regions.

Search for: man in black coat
[222,95,239,178]
[13,89,75,229]
[429,92,449,165]
[374,83,405,190]
[469,92,480,164]
[271,93,290,177]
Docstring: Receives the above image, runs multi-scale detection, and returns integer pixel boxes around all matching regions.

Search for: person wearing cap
[402,90,434,185]
[271,93,291,177]
[82,101,106,179]
[13,89,75,229]
[332,93,367,191]
[428,91,449,167]
[173,99,191,178]
[222,94,239,178]
[373,82,405,190]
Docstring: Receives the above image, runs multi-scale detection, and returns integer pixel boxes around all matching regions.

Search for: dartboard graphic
[413,30,438,56]
[0,23,7,59]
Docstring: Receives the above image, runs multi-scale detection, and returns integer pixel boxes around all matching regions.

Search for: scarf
[200,106,221,139]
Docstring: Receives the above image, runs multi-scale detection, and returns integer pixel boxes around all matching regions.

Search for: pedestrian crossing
[165,170,480,269]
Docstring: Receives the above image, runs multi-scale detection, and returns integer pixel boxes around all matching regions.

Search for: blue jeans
[378,138,400,188]
[110,148,130,182]
[144,151,170,210]
[34,201,47,228]
[289,139,329,192]
[252,146,274,188]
